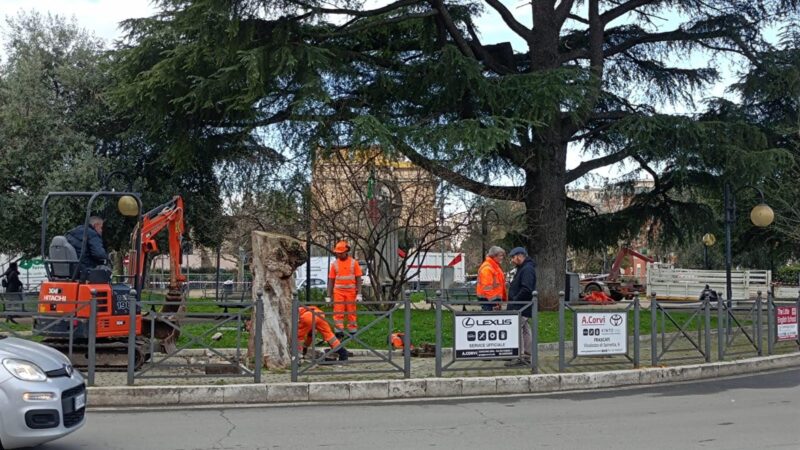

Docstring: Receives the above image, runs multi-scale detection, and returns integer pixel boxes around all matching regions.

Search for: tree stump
[248,231,307,369]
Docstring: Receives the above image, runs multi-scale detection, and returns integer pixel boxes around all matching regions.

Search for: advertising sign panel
[776,306,798,342]
[575,312,628,356]
[454,313,519,360]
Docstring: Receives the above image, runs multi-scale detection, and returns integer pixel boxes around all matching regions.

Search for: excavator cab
[35,191,145,343]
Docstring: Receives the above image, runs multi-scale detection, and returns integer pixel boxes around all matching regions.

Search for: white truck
[294,252,466,289]
[646,263,771,300]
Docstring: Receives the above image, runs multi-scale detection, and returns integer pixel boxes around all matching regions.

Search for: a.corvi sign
[454,313,519,360]
[575,312,627,356]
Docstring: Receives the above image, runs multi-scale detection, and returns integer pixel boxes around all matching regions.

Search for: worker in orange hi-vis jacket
[298,305,348,361]
[476,246,507,311]
[326,240,363,337]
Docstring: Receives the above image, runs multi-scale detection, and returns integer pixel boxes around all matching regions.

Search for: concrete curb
[87,352,800,407]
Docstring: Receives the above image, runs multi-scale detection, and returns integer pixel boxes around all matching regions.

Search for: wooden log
[248,231,307,369]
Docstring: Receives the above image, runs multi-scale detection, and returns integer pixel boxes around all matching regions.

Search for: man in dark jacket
[505,247,536,367]
[65,216,108,275]
[2,261,24,323]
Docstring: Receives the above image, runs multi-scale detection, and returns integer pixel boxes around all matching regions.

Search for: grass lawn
[3,292,729,351]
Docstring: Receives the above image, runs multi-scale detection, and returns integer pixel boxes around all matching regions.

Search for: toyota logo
[461,317,475,328]
[610,314,623,326]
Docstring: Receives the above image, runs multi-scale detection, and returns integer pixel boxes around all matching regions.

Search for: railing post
[127,289,138,386]
[703,292,711,362]
[650,293,657,367]
[87,289,97,387]
[767,292,775,355]
[756,291,763,356]
[717,294,725,361]
[633,292,640,368]
[254,292,263,383]
[434,293,442,378]
[796,292,800,347]
[290,290,300,382]
[531,292,539,374]
[403,291,411,379]
[558,291,565,372]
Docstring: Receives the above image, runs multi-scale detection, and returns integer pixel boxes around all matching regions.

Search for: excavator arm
[129,196,186,292]
[608,247,654,282]
[127,195,187,353]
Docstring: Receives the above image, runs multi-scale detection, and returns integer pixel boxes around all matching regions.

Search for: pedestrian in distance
[476,246,507,311]
[505,247,536,367]
[326,240,363,337]
[2,261,23,324]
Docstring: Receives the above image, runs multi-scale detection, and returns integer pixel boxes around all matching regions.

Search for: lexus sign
[454,313,519,360]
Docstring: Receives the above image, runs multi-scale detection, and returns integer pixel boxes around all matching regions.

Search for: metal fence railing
[649,294,711,366]
[291,294,411,382]
[560,293,640,371]
[126,293,262,385]
[434,294,538,376]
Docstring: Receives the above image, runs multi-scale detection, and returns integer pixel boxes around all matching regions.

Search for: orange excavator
[35,190,187,368]
[581,247,654,301]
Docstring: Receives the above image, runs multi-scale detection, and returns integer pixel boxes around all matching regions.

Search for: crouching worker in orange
[298,305,348,361]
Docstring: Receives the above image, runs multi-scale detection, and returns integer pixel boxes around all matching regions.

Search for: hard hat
[333,240,350,253]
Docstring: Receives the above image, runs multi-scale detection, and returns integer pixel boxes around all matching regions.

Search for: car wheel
[584,283,602,294]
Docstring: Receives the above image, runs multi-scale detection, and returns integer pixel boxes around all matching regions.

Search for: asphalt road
[46,368,800,450]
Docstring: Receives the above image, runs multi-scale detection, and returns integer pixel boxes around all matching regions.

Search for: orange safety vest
[328,257,362,297]
[299,305,323,315]
[476,257,507,302]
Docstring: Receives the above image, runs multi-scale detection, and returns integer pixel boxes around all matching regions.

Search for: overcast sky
[2,0,738,186]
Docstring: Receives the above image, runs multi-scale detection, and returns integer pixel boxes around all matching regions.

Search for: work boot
[335,331,345,340]
[337,347,349,362]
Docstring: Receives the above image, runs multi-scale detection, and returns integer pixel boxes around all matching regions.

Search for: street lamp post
[479,204,499,259]
[723,183,774,303]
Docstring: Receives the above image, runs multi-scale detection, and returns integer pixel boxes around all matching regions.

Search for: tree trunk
[526,144,568,311]
[248,231,307,369]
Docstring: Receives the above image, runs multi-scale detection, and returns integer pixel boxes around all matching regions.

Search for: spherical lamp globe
[118,195,139,217]
[750,203,774,228]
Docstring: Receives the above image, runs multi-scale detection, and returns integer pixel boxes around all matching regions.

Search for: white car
[0,336,86,449]
[296,278,327,291]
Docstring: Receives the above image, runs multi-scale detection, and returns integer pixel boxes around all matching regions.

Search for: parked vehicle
[0,336,86,449]
[296,278,327,291]
[581,247,653,301]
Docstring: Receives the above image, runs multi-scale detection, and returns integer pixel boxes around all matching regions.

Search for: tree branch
[393,140,524,200]
[289,0,422,17]
[483,0,532,41]
[555,0,577,28]
[464,19,514,74]
[429,0,475,58]
[565,150,630,183]
[601,0,655,26]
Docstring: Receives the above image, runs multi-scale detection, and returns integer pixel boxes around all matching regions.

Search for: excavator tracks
[43,338,150,371]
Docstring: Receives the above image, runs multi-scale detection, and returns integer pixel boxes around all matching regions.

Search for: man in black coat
[2,261,24,323]
[505,247,536,367]
[65,216,108,275]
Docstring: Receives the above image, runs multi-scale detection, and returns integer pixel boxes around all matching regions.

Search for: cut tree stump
[248,231,307,370]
